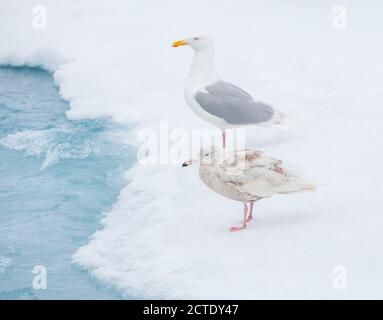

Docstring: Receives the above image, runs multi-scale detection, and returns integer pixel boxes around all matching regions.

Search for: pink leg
[229,203,248,232]
[246,201,255,223]
[222,130,226,148]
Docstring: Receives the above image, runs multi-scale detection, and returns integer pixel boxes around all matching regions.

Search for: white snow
[1,0,383,298]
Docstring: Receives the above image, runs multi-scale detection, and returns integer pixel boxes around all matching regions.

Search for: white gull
[172,35,287,147]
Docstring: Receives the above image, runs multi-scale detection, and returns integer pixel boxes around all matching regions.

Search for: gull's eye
[204,153,209,156]
[194,37,199,40]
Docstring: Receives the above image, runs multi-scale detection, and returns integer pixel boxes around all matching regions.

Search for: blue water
[0,67,133,299]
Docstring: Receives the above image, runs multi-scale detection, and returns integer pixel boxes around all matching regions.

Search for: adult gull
[172,35,287,147]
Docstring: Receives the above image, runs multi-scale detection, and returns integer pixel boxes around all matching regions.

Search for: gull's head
[172,35,213,51]
[182,145,223,167]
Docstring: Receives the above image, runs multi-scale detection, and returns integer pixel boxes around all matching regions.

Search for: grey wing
[195,81,274,125]
[204,80,253,100]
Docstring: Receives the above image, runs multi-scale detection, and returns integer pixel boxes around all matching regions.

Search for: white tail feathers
[278,179,317,195]
[302,182,317,192]
[260,111,293,127]
[272,112,293,127]
[297,178,317,192]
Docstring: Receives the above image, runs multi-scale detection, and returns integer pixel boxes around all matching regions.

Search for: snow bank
[2,0,383,298]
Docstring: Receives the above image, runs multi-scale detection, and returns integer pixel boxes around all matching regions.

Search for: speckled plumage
[198,148,316,202]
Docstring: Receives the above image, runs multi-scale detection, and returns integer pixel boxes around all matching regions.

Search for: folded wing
[195,81,275,125]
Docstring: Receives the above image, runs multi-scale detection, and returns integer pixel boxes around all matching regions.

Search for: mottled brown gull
[183,147,316,232]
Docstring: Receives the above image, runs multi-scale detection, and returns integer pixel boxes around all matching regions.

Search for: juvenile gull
[183,147,315,232]
[172,35,287,147]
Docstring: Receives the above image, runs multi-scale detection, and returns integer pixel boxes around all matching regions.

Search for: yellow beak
[172,39,188,47]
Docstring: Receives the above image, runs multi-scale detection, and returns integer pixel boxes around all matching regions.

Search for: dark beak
[182,162,189,167]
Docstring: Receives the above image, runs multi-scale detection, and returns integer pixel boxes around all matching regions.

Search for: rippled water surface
[0,67,132,299]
